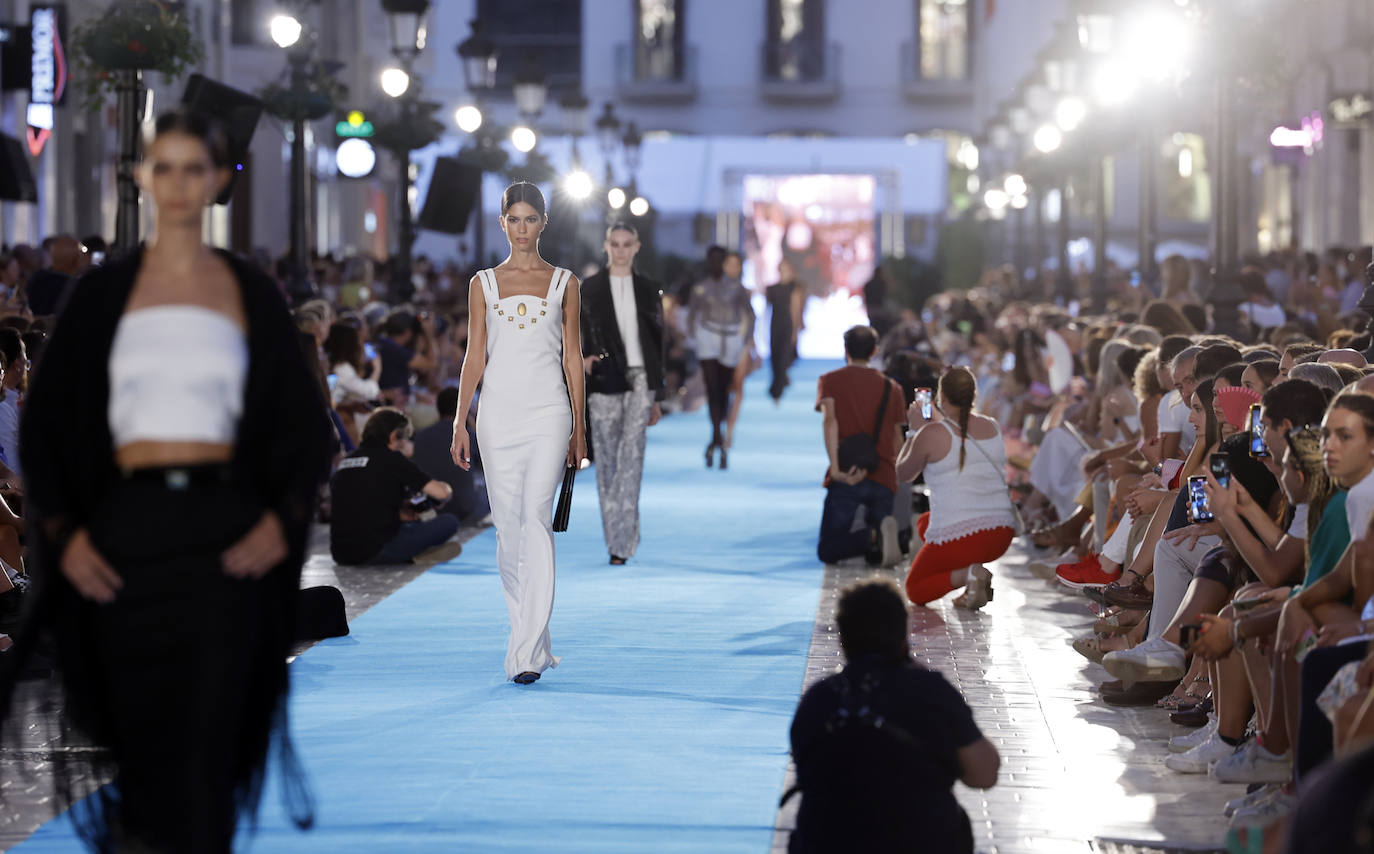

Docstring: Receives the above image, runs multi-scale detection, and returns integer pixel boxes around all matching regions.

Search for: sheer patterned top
[922,419,1016,545]
[108,305,249,447]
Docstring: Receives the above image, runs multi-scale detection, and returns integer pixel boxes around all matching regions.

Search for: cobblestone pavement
[0,519,489,852]
[772,545,1231,854]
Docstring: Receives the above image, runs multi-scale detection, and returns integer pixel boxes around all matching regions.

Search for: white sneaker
[1211,740,1293,785]
[879,516,902,568]
[1164,730,1234,774]
[1103,635,1187,685]
[1224,783,1281,818]
[1229,790,1297,828]
[1169,717,1217,753]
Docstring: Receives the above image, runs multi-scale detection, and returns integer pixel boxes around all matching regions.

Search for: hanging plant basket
[73,0,203,108]
[258,61,348,123]
[373,110,445,154]
[504,150,556,185]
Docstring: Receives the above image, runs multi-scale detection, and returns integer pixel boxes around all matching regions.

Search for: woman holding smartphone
[896,366,1016,610]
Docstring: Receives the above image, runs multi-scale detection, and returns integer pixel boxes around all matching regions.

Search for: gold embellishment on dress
[540,310,546,316]
[497,310,503,315]
[508,316,514,322]
[517,303,527,317]
[519,324,525,329]
[541,300,547,306]
[531,318,537,324]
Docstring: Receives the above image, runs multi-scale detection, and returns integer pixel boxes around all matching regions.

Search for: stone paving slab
[771,545,1231,854]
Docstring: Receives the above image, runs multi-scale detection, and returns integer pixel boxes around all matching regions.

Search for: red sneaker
[1055,553,1120,590]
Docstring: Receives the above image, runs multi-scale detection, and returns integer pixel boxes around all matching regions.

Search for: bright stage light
[1093,60,1138,107]
[454,104,483,134]
[607,187,627,209]
[628,196,650,217]
[1004,173,1027,197]
[1055,96,1086,131]
[562,169,594,200]
[1033,124,1063,153]
[380,67,410,98]
[983,188,1009,211]
[510,125,537,153]
[269,14,302,48]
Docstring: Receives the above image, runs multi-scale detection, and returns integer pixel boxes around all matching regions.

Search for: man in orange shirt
[816,326,906,566]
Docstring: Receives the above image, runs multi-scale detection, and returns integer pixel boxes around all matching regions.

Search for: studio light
[380,66,411,98]
[1033,124,1063,153]
[510,125,538,153]
[1004,173,1027,197]
[628,196,650,217]
[563,169,594,201]
[1092,60,1137,107]
[607,187,627,209]
[983,188,1010,211]
[454,104,483,133]
[269,14,302,48]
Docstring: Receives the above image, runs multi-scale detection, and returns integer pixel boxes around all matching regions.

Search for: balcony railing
[614,43,699,103]
[759,40,840,102]
[899,40,973,100]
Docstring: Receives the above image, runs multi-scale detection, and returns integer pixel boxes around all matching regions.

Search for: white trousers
[1029,426,1089,521]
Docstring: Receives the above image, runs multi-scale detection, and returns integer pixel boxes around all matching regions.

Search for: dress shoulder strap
[477,268,499,305]
[545,267,572,302]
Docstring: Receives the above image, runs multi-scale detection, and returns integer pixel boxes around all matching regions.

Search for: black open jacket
[579,269,668,402]
[3,244,333,714]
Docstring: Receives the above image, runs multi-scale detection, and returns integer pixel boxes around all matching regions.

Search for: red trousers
[905,512,1015,605]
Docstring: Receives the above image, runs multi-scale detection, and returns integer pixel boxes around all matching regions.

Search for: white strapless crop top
[108,305,249,446]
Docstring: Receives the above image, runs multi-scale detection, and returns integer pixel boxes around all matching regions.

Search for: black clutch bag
[553,463,576,532]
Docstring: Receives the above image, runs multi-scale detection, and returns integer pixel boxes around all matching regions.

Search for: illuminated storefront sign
[26,5,67,156]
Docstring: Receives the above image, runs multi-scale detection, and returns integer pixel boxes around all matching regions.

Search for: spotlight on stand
[270,14,302,48]
[511,125,537,153]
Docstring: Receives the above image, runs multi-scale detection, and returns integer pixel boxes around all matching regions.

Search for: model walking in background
[581,222,667,565]
[689,246,754,469]
[766,258,805,403]
[451,182,587,685]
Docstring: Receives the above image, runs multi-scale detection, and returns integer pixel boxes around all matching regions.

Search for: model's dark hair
[606,221,638,239]
[835,578,909,662]
[144,108,230,167]
[843,325,878,361]
[501,181,546,216]
[939,366,978,471]
[323,322,364,372]
[436,387,460,420]
[360,407,412,448]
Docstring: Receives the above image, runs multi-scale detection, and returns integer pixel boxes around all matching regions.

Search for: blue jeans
[817,479,894,564]
[369,515,460,564]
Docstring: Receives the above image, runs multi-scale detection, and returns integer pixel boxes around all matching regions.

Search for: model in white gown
[473,266,575,679]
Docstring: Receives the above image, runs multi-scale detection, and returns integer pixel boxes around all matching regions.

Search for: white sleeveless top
[923,419,1016,544]
[108,305,248,446]
[475,267,573,427]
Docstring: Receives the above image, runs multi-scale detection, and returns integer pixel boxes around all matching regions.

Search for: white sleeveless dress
[475,267,574,679]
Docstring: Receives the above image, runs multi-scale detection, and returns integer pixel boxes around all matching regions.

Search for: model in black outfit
[766,259,804,402]
[0,110,331,853]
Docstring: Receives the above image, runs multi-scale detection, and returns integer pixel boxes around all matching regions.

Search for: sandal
[1093,608,1146,635]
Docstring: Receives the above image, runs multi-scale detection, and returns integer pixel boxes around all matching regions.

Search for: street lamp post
[381,0,431,302]
[457,16,497,265]
[269,5,320,303]
[114,70,143,251]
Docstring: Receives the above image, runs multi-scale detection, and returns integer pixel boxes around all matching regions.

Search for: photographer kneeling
[330,407,460,565]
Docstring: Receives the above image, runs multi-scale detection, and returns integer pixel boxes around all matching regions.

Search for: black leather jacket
[580,269,667,402]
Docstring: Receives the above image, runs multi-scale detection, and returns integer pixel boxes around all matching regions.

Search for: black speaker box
[418,157,482,235]
[179,73,263,205]
[0,134,37,202]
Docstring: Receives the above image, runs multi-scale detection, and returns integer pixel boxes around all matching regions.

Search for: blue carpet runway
[16,362,831,853]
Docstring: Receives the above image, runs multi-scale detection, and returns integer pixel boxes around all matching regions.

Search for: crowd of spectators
[825,247,1374,851]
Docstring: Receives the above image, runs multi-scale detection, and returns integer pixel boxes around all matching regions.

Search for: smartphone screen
[1188,476,1213,522]
[1001,352,1016,372]
[1209,452,1231,489]
[1248,404,1269,458]
[364,342,378,361]
[916,388,933,420]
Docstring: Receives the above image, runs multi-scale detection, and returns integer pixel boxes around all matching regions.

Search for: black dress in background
[766,280,798,401]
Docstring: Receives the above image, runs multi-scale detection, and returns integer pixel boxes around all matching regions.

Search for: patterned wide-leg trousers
[588,370,654,558]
